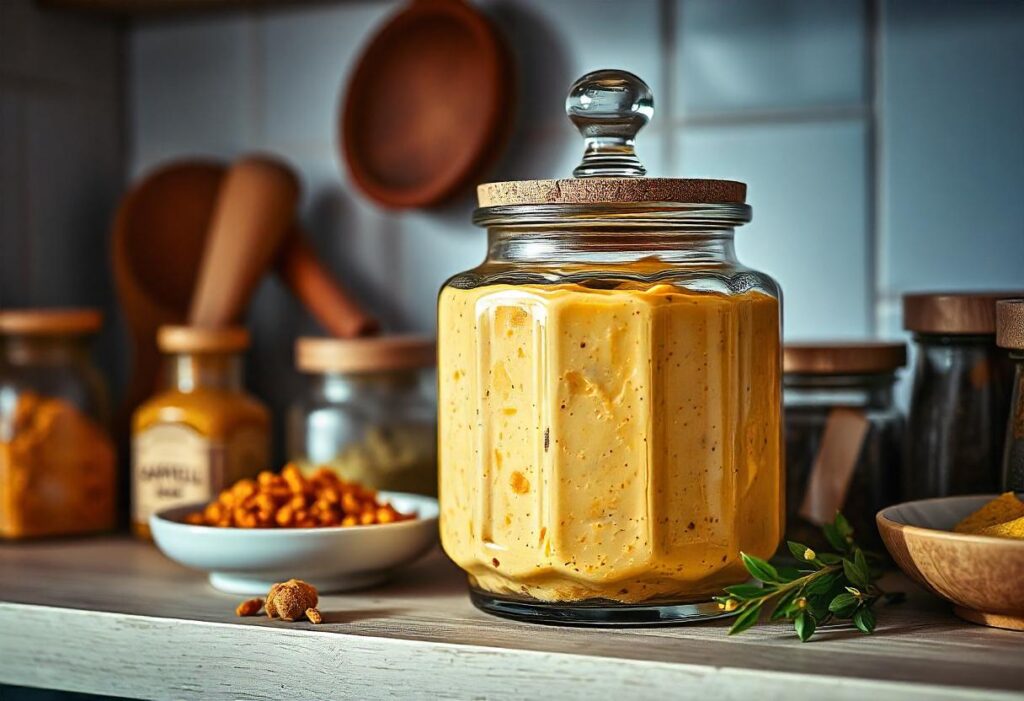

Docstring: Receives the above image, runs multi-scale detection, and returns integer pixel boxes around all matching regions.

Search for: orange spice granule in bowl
[184,463,415,529]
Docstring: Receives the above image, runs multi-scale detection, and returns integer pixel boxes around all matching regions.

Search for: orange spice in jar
[0,309,116,538]
[132,326,269,539]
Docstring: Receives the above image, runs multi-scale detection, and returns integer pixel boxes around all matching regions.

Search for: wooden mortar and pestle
[113,155,378,413]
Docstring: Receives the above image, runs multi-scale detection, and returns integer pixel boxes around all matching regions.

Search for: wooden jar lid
[903,291,1024,334]
[0,308,102,335]
[997,300,1024,350]
[157,325,250,353]
[477,178,747,207]
[784,342,907,375]
[296,336,436,374]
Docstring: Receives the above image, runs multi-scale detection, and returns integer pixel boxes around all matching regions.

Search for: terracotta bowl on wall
[877,495,1024,631]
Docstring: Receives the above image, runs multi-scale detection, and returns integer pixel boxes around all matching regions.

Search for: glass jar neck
[784,372,897,409]
[1,334,91,366]
[167,352,243,392]
[485,227,739,266]
[316,370,420,403]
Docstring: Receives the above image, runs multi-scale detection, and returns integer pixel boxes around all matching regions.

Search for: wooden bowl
[877,495,1024,631]
[341,0,513,208]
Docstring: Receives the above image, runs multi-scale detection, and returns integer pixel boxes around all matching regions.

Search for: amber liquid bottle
[131,326,269,539]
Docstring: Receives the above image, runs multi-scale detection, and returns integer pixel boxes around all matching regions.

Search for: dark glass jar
[997,300,1024,492]
[783,343,905,552]
[903,292,1020,499]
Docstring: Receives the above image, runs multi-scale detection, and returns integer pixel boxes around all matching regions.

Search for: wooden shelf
[0,537,1022,700]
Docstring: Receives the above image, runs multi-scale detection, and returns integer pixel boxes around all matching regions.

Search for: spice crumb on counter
[305,608,323,624]
[265,579,318,621]
[235,598,264,617]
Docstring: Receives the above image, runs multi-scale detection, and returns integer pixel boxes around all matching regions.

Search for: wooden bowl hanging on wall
[341,0,514,209]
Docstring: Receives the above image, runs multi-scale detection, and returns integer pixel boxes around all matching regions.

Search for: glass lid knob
[566,69,654,179]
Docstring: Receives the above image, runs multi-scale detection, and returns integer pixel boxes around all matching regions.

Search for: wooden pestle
[189,155,300,326]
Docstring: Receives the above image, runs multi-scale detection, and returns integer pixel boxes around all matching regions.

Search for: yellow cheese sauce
[438,282,782,603]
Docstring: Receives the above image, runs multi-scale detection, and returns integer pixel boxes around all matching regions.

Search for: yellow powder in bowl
[954,492,1024,539]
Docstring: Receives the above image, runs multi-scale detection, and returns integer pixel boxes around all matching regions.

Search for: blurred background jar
[288,336,436,496]
[132,326,269,538]
[997,300,1024,493]
[783,343,905,552]
[903,292,1020,499]
[0,309,116,538]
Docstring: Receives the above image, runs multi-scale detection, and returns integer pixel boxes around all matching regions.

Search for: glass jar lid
[783,342,907,375]
[0,308,102,336]
[296,336,435,375]
[903,291,1024,334]
[157,325,250,353]
[474,69,749,228]
[997,299,1024,350]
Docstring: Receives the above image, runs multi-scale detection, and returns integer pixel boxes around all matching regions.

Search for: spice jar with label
[904,292,1019,499]
[997,300,1024,493]
[132,326,269,538]
[783,343,905,552]
[0,309,116,538]
[288,336,437,496]
[437,70,783,624]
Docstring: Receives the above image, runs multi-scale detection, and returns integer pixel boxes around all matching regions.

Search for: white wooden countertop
[0,537,1021,700]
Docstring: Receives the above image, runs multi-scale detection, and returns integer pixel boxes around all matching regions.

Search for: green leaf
[843,557,870,590]
[834,511,854,539]
[724,584,768,600]
[823,522,848,553]
[817,553,843,565]
[740,552,779,583]
[770,587,801,621]
[728,602,763,635]
[775,565,802,583]
[787,541,814,562]
[806,570,841,595]
[828,592,858,617]
[854,549,872,582]
[853,607,876,634]
[794,611,817,642]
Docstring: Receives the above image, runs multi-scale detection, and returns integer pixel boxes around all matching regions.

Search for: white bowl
[150,491,439,594]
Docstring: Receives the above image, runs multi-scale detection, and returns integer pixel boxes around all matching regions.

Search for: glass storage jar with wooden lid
[997,300,1024,493]
[132,325,269,538]
[438,70,783,624]
[288,336,437,496]
[783,342,906,553]
[903,292,1020,499]
[0,309,116,538]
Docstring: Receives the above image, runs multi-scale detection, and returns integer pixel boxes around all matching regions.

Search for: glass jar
[783,343,905,553]
[903,292,1019,499]
[132,326,269,538]
[437,70,783,625]
[288,336,437,496]
[997,300,1024,492]
[0,309,116,538]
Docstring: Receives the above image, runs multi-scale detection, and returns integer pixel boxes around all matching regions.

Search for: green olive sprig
[714,512,904,642]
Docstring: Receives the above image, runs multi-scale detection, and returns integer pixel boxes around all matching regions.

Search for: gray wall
[0,0,126,392]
